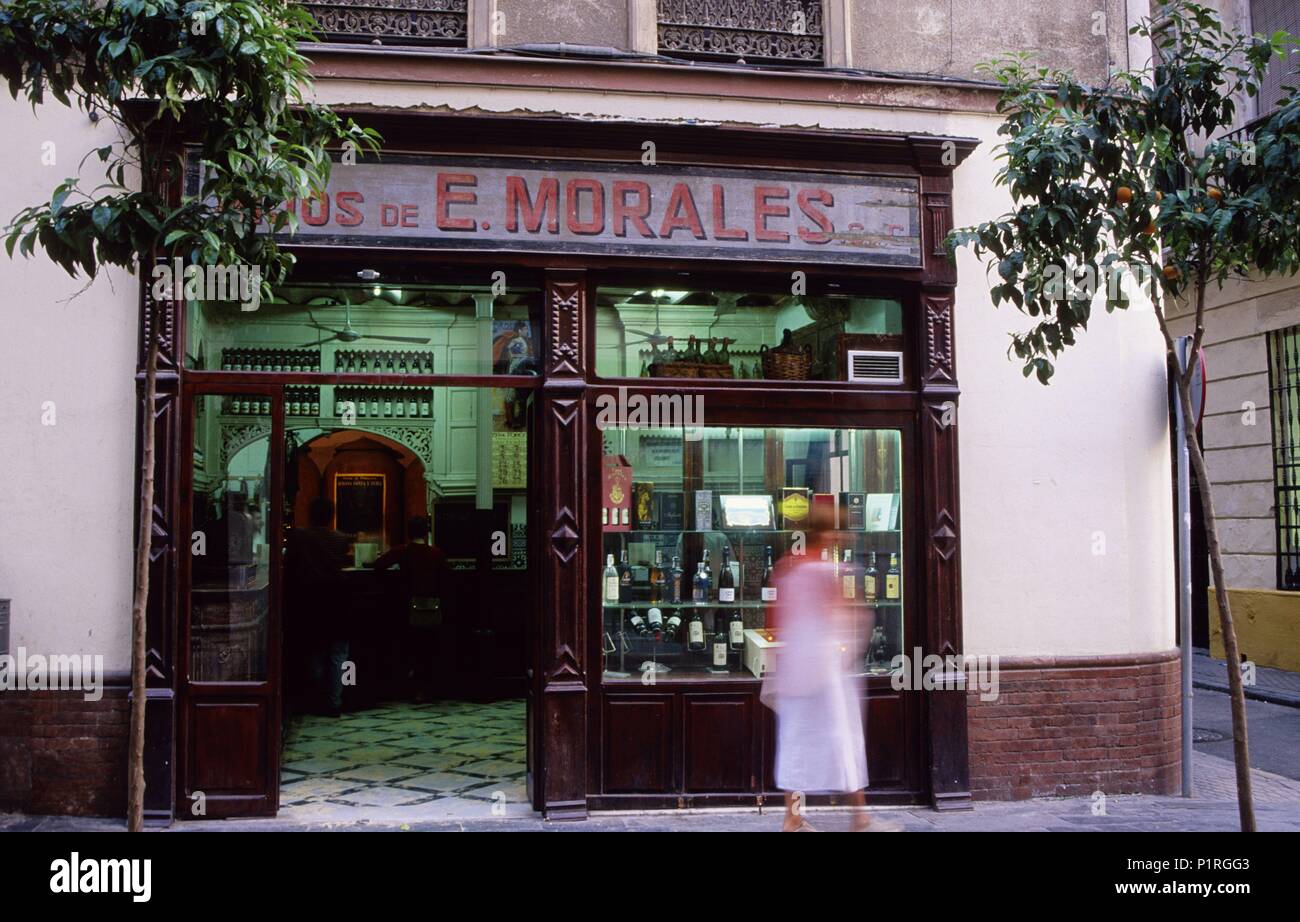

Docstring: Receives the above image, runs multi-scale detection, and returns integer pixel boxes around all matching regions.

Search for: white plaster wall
[0,98,137,672]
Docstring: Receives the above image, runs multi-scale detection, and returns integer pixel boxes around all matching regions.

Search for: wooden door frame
[176,381,285,818]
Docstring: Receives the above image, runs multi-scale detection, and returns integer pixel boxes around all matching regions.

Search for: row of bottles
[334,386,433,419]
[223,396,270,416]
[829,549,901,602]
[334,350,434,375]
[221,348,320,373]
[602,545,777,607]
[285,387,322,417]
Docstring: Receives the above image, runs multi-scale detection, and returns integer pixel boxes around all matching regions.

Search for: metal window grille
[1252,0,1300,116]
[1267,324,1300,588]
[657,0,824,66]
[300,0,468,47]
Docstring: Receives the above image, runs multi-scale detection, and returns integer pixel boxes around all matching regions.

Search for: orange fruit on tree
[1207,186,1224,202]
[1116,186,1134,203]
[1141,220,1157,235]
[1163,265,1181,280]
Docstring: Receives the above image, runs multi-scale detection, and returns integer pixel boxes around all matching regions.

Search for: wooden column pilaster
[537,268,590,818]
[915,146,973,811]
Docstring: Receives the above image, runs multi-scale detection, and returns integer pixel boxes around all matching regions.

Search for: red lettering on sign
[796,189,834,244]
[380,203,400,227]
[566,179,605,236]
[659,183,706,240]
[754,186,790,243]
[612,181,655,238]
[335,191,364,227]
[301,191,330,227]
[505,176,559,234]
[436,173,477,231]
[712,185,748,241]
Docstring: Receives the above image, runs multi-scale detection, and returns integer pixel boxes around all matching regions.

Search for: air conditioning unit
[846,350,905,384]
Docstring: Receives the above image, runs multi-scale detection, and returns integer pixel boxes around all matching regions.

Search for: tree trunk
[127,301,159,832]
[1175,372,1256,832]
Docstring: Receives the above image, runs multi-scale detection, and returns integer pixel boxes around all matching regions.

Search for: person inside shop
[760,501,895,833]
[284,496,352,717]
[373,515,447,701]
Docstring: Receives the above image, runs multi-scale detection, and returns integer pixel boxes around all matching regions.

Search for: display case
[599,423,905,682]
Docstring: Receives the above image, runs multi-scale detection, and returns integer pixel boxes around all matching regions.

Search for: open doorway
[274,406,532,818]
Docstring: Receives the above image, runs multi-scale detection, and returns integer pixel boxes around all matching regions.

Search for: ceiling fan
[623,290,671,348]
[295,294,430,347]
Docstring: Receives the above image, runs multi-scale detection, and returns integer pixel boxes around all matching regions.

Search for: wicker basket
[650,362,735,379]
[759,342,813,380]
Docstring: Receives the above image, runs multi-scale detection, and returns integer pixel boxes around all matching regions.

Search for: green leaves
[949,0,1300,385]
[0,0,382,288]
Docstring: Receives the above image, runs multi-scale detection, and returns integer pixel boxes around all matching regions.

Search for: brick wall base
[968,650,1181,800]
[0,677,129,817]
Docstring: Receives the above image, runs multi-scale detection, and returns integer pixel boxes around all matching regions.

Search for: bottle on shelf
[627,609,649,636]
[728,607,745,651]
[864,552,879,601]
[669,555,684,604]
[841,548,858,600]
[761,546,777,602]
[647,606,664,637]
[692,560,710,603]
[886,553,901,600]
[618,549,633,603]
[718,545,736,603]
[663,336,678,363]
[649,549,665,603]
[663,609,682,642]
[687,608,706,652]
[711,618,728,669]
[603,554,620,604]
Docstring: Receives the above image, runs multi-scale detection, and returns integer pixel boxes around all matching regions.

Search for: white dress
[761,559,868,793]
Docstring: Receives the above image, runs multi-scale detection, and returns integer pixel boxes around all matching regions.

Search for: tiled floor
[279,699,530,821]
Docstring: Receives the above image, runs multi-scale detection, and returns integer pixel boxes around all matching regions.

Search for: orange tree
[949,1,1300,831]
[0,0,378,831]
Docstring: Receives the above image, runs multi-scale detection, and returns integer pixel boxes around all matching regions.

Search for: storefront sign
[275,155,922,267]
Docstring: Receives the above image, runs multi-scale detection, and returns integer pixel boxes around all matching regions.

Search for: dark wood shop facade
[138,114,978,822]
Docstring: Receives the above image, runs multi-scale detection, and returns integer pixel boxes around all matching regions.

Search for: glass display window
[599,423,905,682]
[594,282,905,384]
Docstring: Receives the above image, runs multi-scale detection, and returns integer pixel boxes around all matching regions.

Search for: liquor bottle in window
[221,349,233,371]
[647,606,664,637]
[687,608,706,652]
[711,619,728,669]
[864,552,879,601]
[386,352,395,373]
[603,554,620,604]
[692,560,711,603]
[663,609,682,641]
[419,391,432,417]
[369,391,380,418]
[627,609,649,636]
[761,546,777,602]
[383,390,394,417]
[669,555,684,604]
[618,549,633,603]
[728,607,745,651]
[703,337,719,364]
[718,546,736,603]
[886,553,901,600]
[649,549,666,603]
[663,336,678,363]
[398,353,408,374]
[841,549,858,600]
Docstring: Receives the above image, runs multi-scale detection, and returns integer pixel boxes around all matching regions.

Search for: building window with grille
[301,0,469,47]
[657,0,825,66]
[1252,0,1300,116]
[1267,324,1300,588]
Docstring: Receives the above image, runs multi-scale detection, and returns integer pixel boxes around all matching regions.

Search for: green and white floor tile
[280,699,530,820]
